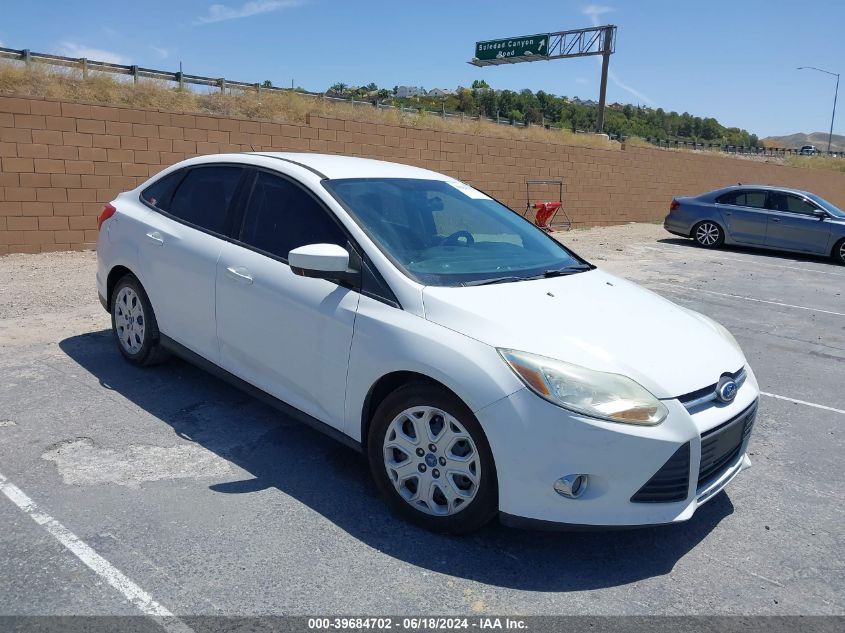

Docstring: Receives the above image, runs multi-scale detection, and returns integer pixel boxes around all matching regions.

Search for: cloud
[576,77,590,85]
[582,4,613,21]
[608,70,654,105]
[59,41,127,64]
[580,5,655,105]
[195,0,304,24]
[150,46,169,60]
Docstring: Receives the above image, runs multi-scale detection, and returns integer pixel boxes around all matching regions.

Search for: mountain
[761,132,845,152]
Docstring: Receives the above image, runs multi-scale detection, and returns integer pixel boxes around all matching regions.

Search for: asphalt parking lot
[0,223,843,617]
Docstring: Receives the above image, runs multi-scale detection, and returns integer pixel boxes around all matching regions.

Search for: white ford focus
[96,153,758,533]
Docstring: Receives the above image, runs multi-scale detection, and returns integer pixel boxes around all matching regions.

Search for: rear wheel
[692,221,724,248]
[110,274,169,366]
[367,383,497,534]
[833,238,845,265]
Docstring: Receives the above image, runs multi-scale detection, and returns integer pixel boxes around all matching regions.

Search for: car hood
[422,269,745,399]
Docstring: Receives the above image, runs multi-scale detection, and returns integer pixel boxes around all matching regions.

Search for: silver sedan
[664,185,845,264]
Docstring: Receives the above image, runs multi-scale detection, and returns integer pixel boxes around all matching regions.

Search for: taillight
[98,203,116,231]
[669,199,680,211]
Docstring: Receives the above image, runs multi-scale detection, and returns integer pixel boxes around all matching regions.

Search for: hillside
[330,80,761,148]
[762,132,845,152]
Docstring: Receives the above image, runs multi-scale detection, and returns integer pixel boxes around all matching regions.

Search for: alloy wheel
[695,222,720,246]
[113,286,146,355]
[382,406,481,516]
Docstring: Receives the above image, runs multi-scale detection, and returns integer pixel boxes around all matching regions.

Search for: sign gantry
[469,25,617,133]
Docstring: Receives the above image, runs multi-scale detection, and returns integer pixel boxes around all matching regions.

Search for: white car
[96,153,759,533]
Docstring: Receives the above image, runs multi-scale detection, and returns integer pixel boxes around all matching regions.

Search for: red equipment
[523,179,571,232]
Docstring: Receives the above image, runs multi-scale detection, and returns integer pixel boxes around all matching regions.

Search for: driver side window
[238,171,346,260]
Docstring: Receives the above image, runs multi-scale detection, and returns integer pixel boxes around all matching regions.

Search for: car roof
[705,184,815,198]
[246,152,452,181]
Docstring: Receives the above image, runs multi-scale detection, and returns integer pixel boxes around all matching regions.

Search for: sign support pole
[596,26,613,134]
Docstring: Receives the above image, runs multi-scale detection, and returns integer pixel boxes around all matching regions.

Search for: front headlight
[498,349,668,426]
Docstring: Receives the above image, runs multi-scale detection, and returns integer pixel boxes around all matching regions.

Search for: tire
[110,273,169,367]
[367,383,498,534]
[692,220,724,248]
[833,238,845,265]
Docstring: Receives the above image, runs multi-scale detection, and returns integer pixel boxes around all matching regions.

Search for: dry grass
[0,62,618,149]
[785,155,845,173]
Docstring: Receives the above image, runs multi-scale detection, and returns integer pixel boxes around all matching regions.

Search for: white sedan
[96,152,758,533]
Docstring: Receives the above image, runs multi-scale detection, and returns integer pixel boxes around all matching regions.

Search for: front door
[764,192,832,255]
[215,169,360,428]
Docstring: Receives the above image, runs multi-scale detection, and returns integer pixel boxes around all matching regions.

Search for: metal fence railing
[1,46,840,159]
[0,45,556,132]
[642,137,841,158]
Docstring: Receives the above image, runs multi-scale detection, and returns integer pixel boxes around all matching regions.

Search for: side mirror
[812,208,827,219]
[289,243,359,285]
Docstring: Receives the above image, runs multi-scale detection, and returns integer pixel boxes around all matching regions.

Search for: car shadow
[59,330,734,592]
[657,237,837,265]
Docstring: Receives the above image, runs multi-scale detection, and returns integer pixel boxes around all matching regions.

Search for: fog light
[554,474,588,498]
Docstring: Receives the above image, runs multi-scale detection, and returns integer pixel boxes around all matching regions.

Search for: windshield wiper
[461,265,593,286]
[461,276,526,287]
[538,264,593,278]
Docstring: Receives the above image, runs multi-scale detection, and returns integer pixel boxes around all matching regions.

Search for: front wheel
[693,221,724,248]
[367,383,498,534]
[833,238,845,265]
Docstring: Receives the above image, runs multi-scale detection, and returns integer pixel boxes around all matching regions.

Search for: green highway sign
[475,33,550,62]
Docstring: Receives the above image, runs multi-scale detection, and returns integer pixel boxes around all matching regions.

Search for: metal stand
[523,179,571,232]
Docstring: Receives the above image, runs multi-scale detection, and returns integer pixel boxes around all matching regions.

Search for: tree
[471,79,490,90]
[261,80,273,88]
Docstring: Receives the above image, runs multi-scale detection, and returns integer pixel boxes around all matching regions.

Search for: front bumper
[478,368,759,528]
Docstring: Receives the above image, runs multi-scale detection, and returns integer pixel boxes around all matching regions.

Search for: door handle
[771,218,780,223]
[225,266,253,284]
[145,231,164,245]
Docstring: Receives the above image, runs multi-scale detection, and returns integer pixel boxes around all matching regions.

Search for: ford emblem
[715,376,738,403]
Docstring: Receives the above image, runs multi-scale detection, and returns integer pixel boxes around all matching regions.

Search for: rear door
[215,169,360,428]
[716,190,769,245]
[138,164,247,363]
[764,192,832,255]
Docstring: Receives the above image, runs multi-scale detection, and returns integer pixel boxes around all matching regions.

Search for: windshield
[323,178,590,286]
[806,193,845,219]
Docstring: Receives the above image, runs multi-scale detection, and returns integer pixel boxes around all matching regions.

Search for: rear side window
[239,172,346,260]
[167,166,244,234]
[735,191,767,209]
[141,170,184,210]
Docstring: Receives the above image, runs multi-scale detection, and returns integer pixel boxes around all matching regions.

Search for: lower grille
[631,442,690,503]
[697,401,757,490]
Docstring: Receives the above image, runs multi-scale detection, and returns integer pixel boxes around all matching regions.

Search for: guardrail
[1,46,840,159]
[642,136,841,158]
[0,45,559,132]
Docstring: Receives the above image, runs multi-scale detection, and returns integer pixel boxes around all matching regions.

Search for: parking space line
[760,392,845,416]
[651,282,845,317]
[639,245,845,277]
[0,470,194,633]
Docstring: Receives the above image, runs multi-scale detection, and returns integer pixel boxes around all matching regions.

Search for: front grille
[697,401,757,490]
[631,442,690,503]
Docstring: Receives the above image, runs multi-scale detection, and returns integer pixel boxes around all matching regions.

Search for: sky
[1,0,843,138]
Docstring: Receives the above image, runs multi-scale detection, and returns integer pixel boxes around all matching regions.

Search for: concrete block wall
[1,94,844,254]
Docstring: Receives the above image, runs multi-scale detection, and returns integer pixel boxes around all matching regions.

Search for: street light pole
[797,66,840,154]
